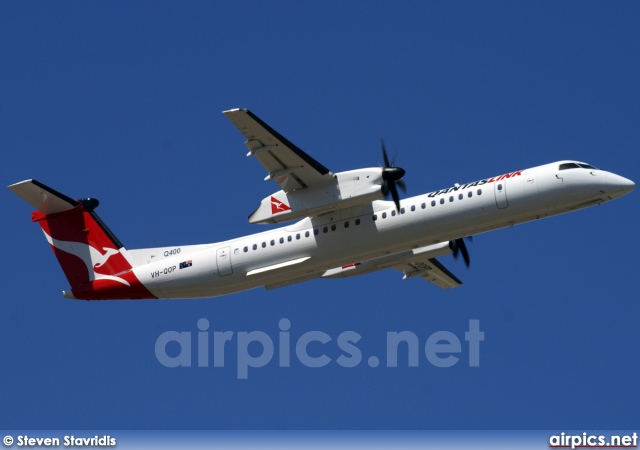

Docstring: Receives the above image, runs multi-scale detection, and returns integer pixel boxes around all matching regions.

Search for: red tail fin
[9,180,156,300]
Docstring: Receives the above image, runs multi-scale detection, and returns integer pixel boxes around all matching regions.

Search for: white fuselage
[128,161,634,298]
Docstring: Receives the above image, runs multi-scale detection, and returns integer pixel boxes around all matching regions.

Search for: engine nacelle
[249,168,385,224]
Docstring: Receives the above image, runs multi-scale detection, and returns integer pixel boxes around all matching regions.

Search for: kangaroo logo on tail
[42,231,130,286]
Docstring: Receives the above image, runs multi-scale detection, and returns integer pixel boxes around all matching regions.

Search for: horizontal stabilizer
[8,179,78,215]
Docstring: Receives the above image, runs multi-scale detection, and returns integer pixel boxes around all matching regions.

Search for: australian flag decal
[179,260,193,269]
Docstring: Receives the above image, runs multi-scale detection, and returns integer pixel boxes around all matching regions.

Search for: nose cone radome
[607,173,635,198]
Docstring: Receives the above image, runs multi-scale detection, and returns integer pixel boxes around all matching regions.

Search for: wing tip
[222,108,248,115]
[7,179,35,190]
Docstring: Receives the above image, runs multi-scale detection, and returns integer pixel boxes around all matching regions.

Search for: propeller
[449,236,473,268]
[380,139,406,211]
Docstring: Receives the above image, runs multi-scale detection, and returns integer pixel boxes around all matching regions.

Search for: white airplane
[9,109,635,300]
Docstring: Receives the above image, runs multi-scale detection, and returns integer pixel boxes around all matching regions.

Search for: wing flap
[394,257,462,289]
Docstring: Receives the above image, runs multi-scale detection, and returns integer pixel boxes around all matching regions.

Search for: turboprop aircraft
[8,109,635,300]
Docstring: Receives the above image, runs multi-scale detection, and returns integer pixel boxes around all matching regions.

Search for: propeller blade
[450,240,459,259]
[449,237,472,268]
[458,239,470,268]
[381,179,389,196]
[396,179,407,193]
[388,180,401,212]
[381,139,390,168]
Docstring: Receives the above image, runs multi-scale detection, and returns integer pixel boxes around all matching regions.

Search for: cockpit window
[578,163,598,170]
[559,163,580,170]
[559,162,599,171]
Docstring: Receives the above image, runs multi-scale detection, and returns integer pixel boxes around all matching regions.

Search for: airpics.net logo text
[155,319,484,379]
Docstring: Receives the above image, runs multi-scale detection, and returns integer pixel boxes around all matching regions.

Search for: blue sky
[1,2,638,429]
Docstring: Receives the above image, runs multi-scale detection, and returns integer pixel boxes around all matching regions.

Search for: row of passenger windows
[373,189,483,220]
[242,186,486,250]
[242,218,362,252]
[431,188,484,206]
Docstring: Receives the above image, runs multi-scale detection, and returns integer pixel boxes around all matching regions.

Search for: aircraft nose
[607,172,635,198]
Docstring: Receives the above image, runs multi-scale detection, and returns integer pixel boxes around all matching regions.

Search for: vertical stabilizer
[8,180,156,300]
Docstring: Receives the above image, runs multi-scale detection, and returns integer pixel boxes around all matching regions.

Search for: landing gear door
[494,180,509,209]
[216,246,233,276]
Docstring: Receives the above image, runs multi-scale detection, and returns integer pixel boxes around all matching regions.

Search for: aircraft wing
[223,109,334,192]
[321,242,463,290]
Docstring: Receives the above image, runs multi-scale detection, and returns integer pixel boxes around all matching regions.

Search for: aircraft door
[494,180,509,209]
[216,246,233,276]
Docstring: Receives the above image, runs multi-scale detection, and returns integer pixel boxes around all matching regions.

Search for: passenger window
[391,210,396,216]
[477,189,482,195]
[331,224,336,231]
[305,231,310,238]
[262,242,266,248]
[287,236,292,242]
[382,212,387,219]
[421,202,426,209]
[279,237,284,244]
[410,205,415,212]
[296,233,300,240]
[355,218,360,225]
[252,244,257,250]
[440,198,445,204]
[243,246,248,252]
[314,228,319,236]
[498,184,503,191]
[449,196,454,202]
[458,193,463,200]
[400,207,405,214]
[323,226,328,233]
[468,192,472,198]
[373,214,377,221]
[345,221,349,228]
[431,200,436,207]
